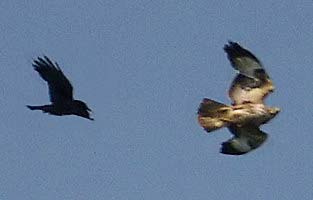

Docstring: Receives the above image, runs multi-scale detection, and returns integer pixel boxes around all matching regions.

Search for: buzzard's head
[269,107,280,116]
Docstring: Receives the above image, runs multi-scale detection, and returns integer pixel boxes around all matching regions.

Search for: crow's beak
[87,107,94,120]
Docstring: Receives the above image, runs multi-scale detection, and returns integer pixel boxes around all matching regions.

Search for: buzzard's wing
[220,125,268,155]
[224,41,263,78]
[32,56,73,103]
[197,98,231,132]
[224,41,274,105]
[229,73,274,105]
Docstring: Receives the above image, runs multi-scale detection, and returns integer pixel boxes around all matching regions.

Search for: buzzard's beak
[268,84,275,92]
[269,107,280,115]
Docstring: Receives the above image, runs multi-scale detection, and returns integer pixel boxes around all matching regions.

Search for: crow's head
[72,100,94,120]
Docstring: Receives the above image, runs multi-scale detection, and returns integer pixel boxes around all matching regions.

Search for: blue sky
[1,1,313,199]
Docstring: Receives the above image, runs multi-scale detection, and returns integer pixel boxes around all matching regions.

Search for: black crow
[27,56,93,120]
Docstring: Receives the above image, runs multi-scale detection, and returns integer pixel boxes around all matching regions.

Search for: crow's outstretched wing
[224,41,274,105]
[32,56,73,103]
[220,125,268,155]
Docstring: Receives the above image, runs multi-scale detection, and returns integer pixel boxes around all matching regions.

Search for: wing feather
[32,56,73,103]
[220,125,268,155]
[224,41,274,104]
[224,41,263,78]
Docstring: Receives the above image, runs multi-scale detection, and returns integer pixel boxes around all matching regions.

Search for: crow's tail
[26,105,52,113]
[27,105,43,110]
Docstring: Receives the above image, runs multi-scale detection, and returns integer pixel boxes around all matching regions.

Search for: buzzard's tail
[197,98,231,133]
[197,99,228,115]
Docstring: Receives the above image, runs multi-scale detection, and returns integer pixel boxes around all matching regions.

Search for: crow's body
[27,56,93,120]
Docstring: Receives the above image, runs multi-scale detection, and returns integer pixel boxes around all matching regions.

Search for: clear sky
[1,1,313,199]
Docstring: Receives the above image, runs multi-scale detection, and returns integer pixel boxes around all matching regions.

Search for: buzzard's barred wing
[224,41,263,78]
[197,98,231,132]
[220,125,268,155]
[32,56,74,103]
[224,41,274,105]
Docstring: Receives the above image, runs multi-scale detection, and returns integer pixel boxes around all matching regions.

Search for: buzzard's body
[27,56,93,120]
[198,99,279,132]
[197,41,280,155]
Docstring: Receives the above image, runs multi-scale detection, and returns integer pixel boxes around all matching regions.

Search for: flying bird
[27,56,94,120]
[197,41,280,155]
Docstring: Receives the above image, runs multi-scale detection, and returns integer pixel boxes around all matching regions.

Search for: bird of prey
[27,56,94,120]
[197,41,280,155]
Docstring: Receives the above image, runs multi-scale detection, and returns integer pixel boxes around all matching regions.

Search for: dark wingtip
[203,128,215,133]
[224,40,239,51]
[220,142,246,155]
[223,41,261,66]
[33,55,53,65]
[227,40,236,45]
[43,55,49,60]
[32,56,45,68]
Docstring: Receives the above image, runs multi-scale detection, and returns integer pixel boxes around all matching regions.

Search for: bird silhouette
[27,56,93,120]
[198,41,280,155]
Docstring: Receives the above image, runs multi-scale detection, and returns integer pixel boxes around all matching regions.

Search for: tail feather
[197,98,231,133]
[198,98,230,117]
[26,105,52,113]
[27,105,42,110]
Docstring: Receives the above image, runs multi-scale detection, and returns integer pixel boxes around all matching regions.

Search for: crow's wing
[224,41,274,105]
[32,56,73,103]
[220,125,268,155]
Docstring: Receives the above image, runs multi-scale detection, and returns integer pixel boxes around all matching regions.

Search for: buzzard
[198,41,280,155]
[27,56,94,120]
